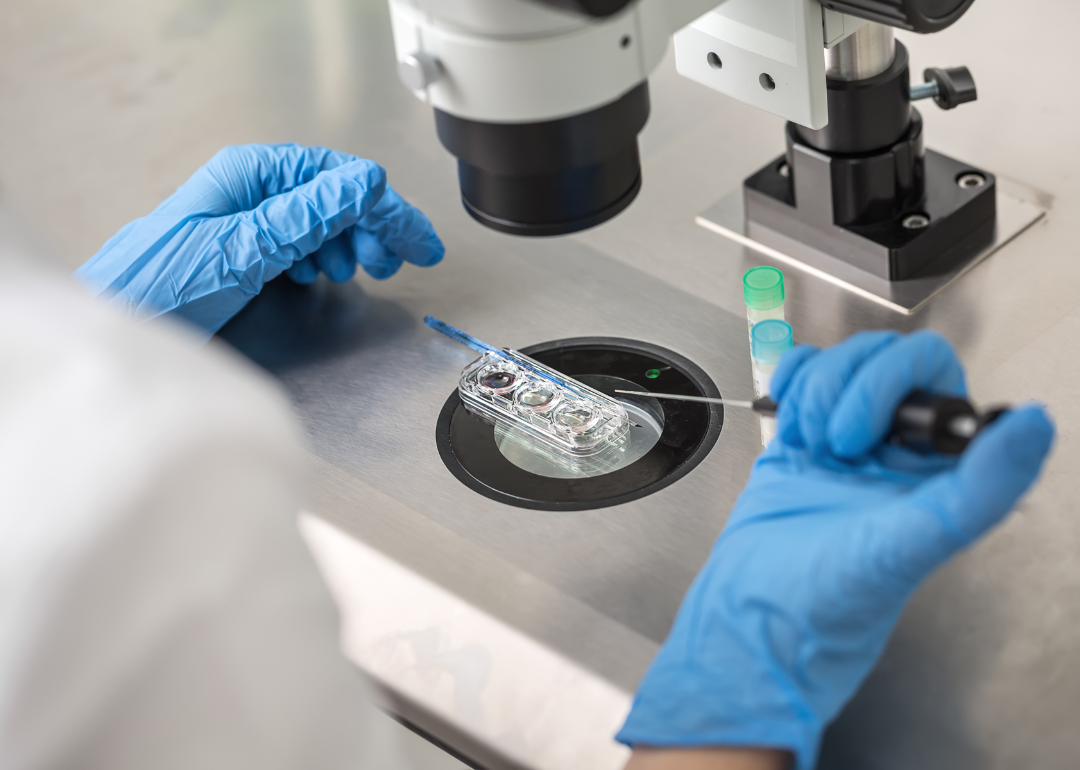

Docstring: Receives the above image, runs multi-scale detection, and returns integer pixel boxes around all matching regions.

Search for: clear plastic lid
[743,266,785,311]
[459,350,630,457]
[751,319,793,364]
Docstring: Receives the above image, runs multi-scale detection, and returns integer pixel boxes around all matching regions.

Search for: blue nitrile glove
[75,143,444,337]
[617,330,1055,770]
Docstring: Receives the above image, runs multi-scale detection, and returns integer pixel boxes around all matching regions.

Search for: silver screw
[778,162,790,178]
[909,81,940,102]
[903,213,931,230]
[957,173,986,189]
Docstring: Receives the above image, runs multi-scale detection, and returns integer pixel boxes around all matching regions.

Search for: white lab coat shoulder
[0,241,408,769]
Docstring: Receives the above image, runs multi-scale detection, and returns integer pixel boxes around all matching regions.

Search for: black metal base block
[745,148,996,281]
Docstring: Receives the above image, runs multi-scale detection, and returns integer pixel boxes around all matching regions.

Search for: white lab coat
[0,231,409,769]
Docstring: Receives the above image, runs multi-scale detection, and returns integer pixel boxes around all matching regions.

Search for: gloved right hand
[75,143,444,337]
[618,330,1055,770]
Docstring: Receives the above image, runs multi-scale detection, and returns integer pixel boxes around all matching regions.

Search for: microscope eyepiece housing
[435,83,649,236]
[390,0,980,239]
[389,0,723,237]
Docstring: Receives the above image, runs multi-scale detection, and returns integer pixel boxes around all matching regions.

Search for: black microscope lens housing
[434,82,650,237]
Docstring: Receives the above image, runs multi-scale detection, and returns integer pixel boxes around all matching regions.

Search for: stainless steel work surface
[4,1,1080,768]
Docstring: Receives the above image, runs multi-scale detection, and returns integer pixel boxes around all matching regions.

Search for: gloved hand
[75,143,444,336]
[617,330,1055,770]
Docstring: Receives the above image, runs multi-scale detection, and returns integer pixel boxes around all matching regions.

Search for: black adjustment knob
[922,66,978,109]
[820,0,977,33]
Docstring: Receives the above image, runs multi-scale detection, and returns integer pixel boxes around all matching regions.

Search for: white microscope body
[386,0,982,269]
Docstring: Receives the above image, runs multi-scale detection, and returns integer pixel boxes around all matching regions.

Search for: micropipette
[615,389,1007,455]
[616,390,777,413]
[425,316,587,399]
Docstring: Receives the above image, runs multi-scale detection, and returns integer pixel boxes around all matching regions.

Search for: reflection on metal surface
[696,183,1046,314]
[305,0,352,130]
[300,513,633,770]
[824,23,896,81]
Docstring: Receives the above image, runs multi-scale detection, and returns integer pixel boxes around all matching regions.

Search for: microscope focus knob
[397,52,443,92]
[910,66,978,109]
[819,0,977,33]
[923,66,978,109]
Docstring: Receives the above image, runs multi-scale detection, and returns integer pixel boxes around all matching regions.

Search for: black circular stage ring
[435,337,723,511]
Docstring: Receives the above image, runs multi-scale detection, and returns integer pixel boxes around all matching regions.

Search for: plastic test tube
[751,319,793,447]
[743,266,786,347]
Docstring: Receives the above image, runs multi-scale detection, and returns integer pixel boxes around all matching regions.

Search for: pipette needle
[614,390,778,415]
[424,315,587,399]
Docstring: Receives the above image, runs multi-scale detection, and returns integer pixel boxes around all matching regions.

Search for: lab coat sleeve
[0,244,410,770]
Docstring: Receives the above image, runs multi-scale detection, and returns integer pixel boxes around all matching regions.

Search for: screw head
[707,52,722,70]
[902,213,931,230]
[957,173,986,190]
[777,162,790,178]
[759,73,776,91]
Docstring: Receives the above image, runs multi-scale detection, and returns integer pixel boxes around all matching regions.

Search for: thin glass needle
[614,390,776,415]
[424,316,587,399]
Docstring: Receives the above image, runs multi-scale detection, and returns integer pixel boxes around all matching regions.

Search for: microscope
[389,0,987,299]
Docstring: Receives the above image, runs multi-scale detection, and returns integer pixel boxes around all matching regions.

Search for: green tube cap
[743,266,785,311]
[752,320,793,364]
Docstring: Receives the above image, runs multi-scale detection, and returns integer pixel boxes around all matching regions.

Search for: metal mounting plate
[696,175,1046,314]
[674,0,830,129]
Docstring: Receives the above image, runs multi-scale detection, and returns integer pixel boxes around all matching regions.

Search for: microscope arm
[389,0,730,125]
[387,0,979,238]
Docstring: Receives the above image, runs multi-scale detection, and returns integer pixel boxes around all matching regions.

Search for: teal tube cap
[752,320,793,364]
[743,266,785,311]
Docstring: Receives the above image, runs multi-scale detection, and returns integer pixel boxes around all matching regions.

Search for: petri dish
[495,375,664,480]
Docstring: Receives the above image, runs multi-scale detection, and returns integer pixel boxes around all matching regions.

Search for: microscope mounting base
[696,174,1045,315]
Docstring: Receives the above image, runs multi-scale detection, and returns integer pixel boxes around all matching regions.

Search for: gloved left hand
[75,143,445,337]
[617,330,1055,769]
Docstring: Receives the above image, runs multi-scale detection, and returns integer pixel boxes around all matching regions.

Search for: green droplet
[645,369,661,379]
